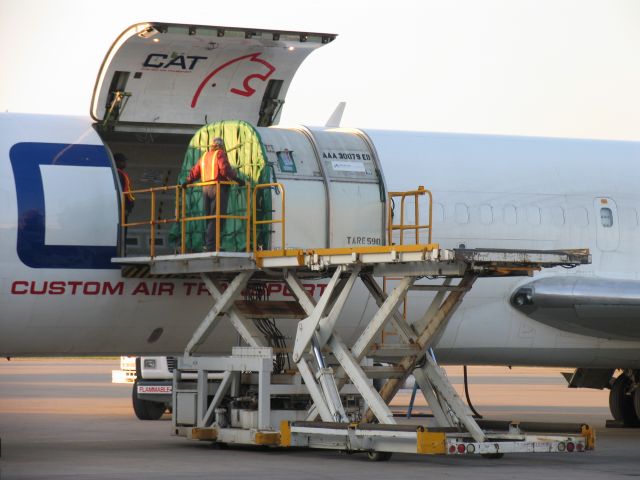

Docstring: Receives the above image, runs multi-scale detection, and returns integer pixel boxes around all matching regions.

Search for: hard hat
[212,137,225,148]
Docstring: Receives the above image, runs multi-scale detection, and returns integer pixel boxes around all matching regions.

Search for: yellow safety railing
[252,183,285,255]
[179,181,251,254]
[383,186,434,336]
[387,185,433,246]
[121,182,433,261]
[120,180,250,258]
[121,185,181,258]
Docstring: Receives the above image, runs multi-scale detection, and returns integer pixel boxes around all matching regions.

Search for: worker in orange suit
[115,152,135,255]
[182,137,244,251]
[115,152,135,218]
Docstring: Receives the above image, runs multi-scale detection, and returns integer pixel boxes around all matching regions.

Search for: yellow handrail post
[281,185,286,253]
[215,182,221,252]
[387,192,393,246]
[252,188,257,253]
[245,183,251,253]
[414,190,420,244]
[150,190,156,258]
[181,186,187,254]
[174,187,180,227]
[252,183,285,255]
[400,195,406,245]
[426,190,433,244]
[120,192,126,251]
[387,186,434,248]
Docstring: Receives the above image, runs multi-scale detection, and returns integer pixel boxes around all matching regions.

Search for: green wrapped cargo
[169,120,272,252]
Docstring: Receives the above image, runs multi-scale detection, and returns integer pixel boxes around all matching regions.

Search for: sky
[1,0,639,140]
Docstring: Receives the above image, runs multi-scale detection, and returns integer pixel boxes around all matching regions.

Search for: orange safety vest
[118,169,135,201]
[199,150,219,182]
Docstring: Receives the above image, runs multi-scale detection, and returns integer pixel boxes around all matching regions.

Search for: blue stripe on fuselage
[10,142,119,269]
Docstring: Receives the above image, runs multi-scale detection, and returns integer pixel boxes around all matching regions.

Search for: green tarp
[169,120,272,252]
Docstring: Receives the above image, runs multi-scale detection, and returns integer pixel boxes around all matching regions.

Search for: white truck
[112,356,175,420]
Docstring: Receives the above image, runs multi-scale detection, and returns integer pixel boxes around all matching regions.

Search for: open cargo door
[91,23,335,128]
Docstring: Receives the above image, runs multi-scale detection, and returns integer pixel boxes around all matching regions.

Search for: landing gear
[609,373,640,427]
[132,381,166,420]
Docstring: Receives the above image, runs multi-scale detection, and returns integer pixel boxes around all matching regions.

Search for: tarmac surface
[0,359,638,480]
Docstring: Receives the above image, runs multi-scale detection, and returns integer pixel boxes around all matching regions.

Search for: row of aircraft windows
[423,204,633,229]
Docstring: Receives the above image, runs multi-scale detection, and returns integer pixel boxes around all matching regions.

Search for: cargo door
[91,23,335,127]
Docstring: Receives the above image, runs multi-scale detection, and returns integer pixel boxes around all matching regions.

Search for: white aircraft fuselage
[2,111,640,369]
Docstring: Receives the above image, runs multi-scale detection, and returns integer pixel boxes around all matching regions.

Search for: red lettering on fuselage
[10,281,29,294]
[68,281,83,295]
[10,280,126,295]
[303,284,316,297]
[49,281,65,295]
[84,282,100,295]
[184,282,198,296]
[29,281,48,295]
[8,280,328,298]
[157,283,174,296]
[132,282,150,295]
[102,282,124,295]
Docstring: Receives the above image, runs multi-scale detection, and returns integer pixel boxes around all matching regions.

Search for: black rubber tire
[132,382,166,420]
[481,453,504,459]
[634,389,640,423]
[367,451,393,462]
[609,375,640,427]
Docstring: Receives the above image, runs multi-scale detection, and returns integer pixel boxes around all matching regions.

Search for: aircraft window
[619,207,638,228]
[480,205,493,225]
[567,207,589,227]
[546,206,565,226]
[432,203,445,223]
[526,206,541,225]
[455,203,469,224]
[503,205,517,225]
[600,207,614,228]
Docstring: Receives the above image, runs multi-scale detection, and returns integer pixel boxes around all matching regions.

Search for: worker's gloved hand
[236,178,246,187]
[181,180,188,188]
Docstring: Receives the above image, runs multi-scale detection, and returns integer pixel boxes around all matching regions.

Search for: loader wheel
[132,382,165,420]
[633,389,640,424]
[481,453,504,459]
[609,375,640,427]
[367,451,393,462]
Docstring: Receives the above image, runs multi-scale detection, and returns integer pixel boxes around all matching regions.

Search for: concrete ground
[0,359,637,480]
